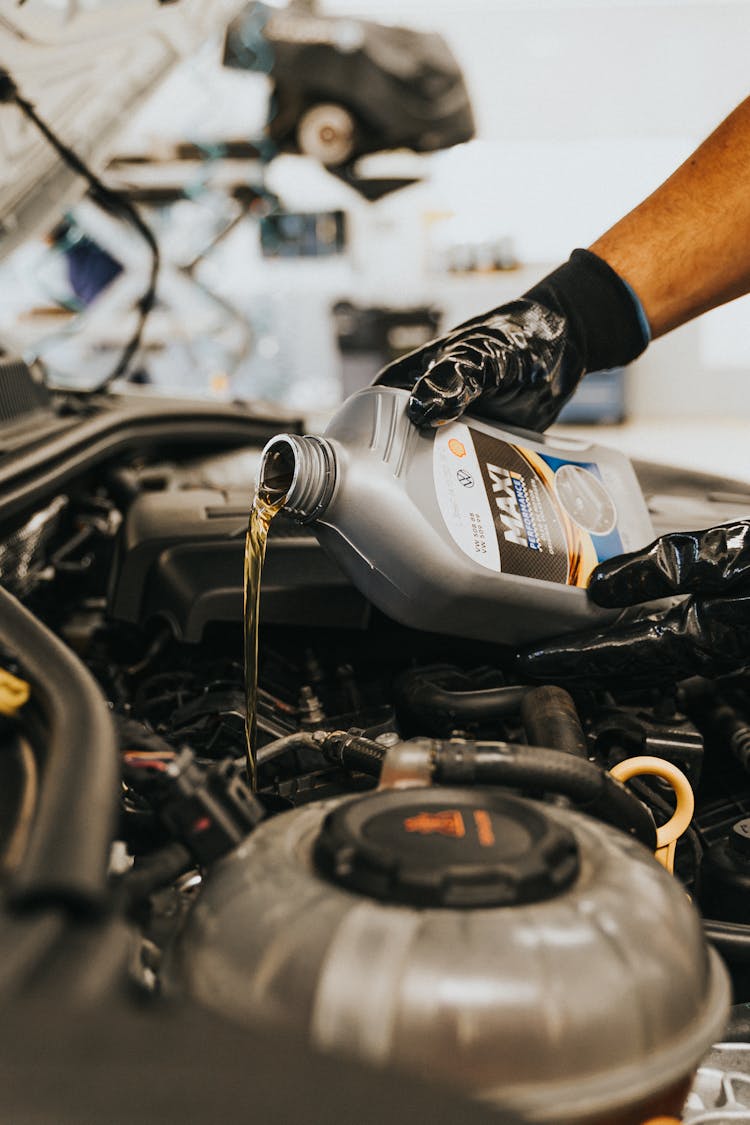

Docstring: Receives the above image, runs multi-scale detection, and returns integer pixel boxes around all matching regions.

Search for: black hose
[703,919,750,963]
[521,686,588,759]
[117,843,193,914]
[433,740,656,848]
[395,666,528,733]
[1,733,39,875]
[0,586,119,914]
[319,731,387,778]
[316,730,655,845]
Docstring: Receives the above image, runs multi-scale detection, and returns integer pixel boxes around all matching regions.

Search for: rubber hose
[521,686,588,758]
[1,734,39,875]
[703,918,750,964]
[434,740,656,848]
[396,667,528,731]
[0,585,119,914]
[321,731,387,777]
[118,843,193,913]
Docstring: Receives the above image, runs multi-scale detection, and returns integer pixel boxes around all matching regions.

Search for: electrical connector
[159,749,265,865]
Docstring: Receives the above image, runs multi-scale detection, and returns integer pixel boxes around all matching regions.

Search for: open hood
[0,0,244,261]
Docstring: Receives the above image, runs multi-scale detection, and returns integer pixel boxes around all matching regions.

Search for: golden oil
[243,486,285,789]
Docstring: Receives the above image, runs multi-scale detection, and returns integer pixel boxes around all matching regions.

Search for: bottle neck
[258,434,336,523]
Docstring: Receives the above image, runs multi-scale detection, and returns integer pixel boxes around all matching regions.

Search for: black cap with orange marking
[313,789,580,909]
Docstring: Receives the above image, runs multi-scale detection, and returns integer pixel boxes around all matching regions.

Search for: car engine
[0,364,749,1122]
[2,2,748,1121]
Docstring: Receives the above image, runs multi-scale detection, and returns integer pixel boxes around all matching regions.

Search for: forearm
[590,96,750,338]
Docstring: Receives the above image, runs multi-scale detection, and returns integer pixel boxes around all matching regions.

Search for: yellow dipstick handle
[0,668,30,717]
[609,756,694,873]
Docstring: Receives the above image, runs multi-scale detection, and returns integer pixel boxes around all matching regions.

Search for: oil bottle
[257,386,654,646]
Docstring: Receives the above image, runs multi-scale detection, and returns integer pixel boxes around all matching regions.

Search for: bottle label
[433,422,623,585]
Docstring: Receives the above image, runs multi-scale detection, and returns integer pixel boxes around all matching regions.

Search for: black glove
[375,248,650,430]
[518,521,750,684]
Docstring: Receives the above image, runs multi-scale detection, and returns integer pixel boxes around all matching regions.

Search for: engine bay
[1,2,749,1120]
[0,380,750,1120]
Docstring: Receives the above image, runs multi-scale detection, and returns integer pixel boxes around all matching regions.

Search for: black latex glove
[375,248,650,430]
[519,521,750,684]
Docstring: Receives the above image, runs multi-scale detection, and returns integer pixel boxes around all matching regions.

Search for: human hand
[519,522,750,684]
[374,298,584,431]
[374,248,650,431]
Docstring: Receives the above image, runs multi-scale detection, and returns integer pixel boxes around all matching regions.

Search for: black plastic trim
[0,394,302,524]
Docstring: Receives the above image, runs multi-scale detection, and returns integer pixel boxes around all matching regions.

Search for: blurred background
[0,0,748,476]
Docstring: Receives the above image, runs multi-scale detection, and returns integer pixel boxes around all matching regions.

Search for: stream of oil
[244,486,285,789]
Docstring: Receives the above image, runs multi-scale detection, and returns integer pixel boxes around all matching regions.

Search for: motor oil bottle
[257,386,654,645]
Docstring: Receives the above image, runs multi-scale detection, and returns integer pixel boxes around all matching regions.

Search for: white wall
[321,0,750,420]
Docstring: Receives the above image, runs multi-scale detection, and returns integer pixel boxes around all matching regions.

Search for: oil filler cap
[314,788,580,908]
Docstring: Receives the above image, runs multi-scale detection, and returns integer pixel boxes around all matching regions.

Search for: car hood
[0,0,243,261]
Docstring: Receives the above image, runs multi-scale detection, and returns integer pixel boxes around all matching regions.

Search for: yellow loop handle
[609,755,694,873]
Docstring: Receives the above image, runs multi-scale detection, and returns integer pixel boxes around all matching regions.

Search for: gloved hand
[375,248,650,431]
[519,521,750,684]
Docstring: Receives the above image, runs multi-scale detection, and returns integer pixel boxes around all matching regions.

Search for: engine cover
[109,488,370,641]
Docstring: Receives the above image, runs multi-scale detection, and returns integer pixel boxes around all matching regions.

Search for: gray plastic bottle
[258,386,655,645]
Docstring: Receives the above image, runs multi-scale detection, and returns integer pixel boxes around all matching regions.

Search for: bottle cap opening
[259,434,336,523]
[259,436,299,502]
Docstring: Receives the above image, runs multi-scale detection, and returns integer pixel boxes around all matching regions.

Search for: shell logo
[448,438,466,458]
